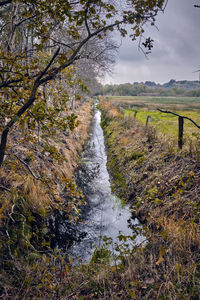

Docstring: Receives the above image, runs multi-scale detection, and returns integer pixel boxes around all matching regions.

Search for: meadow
[107,95,200,111]
[106,96,200,145]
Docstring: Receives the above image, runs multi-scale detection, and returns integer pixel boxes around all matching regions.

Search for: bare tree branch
[15,14,37,28]
[36,47,60,82]
[39,21,123,85]
[49,37,75,50]
[0,78,23,89]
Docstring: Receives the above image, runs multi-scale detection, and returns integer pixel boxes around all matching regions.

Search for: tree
[0,0,167,166]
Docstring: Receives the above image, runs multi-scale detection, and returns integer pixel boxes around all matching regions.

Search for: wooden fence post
[157,108,200,150]
[145,115,151,127]
[134,111,137,119]
[178,116,184,149]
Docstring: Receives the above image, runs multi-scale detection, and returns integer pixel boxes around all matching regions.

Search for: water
[69,102,144,262]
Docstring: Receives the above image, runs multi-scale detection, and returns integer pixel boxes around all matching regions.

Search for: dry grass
[23,176,51,211]
[0,101,93,299]
[0,101,92,214]
[107,106,123,119]
[106,95,200,112]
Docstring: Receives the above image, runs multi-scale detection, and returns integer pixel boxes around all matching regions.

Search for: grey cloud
[104,0,200,84]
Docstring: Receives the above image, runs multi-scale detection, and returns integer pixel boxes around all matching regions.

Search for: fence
[134,109,200,150]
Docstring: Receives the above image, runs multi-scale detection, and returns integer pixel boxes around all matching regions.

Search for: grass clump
[129,151,144,160]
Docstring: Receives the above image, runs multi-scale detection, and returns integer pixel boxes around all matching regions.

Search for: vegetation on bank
[99,99,200,299]
[0,101,92,299]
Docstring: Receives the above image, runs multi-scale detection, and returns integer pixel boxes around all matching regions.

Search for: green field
[107,95,200,111]
[106,96,200,142]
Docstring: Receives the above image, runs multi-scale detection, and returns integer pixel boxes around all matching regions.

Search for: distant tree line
[101,79,200,97]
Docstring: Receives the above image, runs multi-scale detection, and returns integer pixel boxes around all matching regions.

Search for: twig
[49,37,74,50]
[162,0,169,12]
[36,47,60,82]
[8,204,15,222]
[5,230,15,260]
[84,1,91,36]
[0,185,11,192]
[12,153,39,180]
[14,15,37,29]
[66,281,89,299]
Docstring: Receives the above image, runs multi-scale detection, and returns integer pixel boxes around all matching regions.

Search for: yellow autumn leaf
[65,265,69,273]
[156,256,164,265]
[68,256,73,264]
[189,171,194,177]
[111,266,116,272]
[129,290,136,299]
[24,76,29,83]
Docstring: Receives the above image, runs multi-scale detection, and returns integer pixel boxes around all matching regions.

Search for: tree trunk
[8,2,19,52]
[0,83,38,167]
[0,127,9,166]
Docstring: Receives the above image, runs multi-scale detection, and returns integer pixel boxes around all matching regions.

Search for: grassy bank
[99,100,200,299]
[0,101,92,299]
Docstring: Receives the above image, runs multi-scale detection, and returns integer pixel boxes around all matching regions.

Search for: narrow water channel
[70,101,143,262]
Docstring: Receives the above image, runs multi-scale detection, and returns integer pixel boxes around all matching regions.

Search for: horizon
[102,79,200,86]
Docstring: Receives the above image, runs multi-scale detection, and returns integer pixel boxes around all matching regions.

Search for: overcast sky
[103,0,200,85]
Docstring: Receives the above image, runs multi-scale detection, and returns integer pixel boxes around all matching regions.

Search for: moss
[129,151,144,160]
